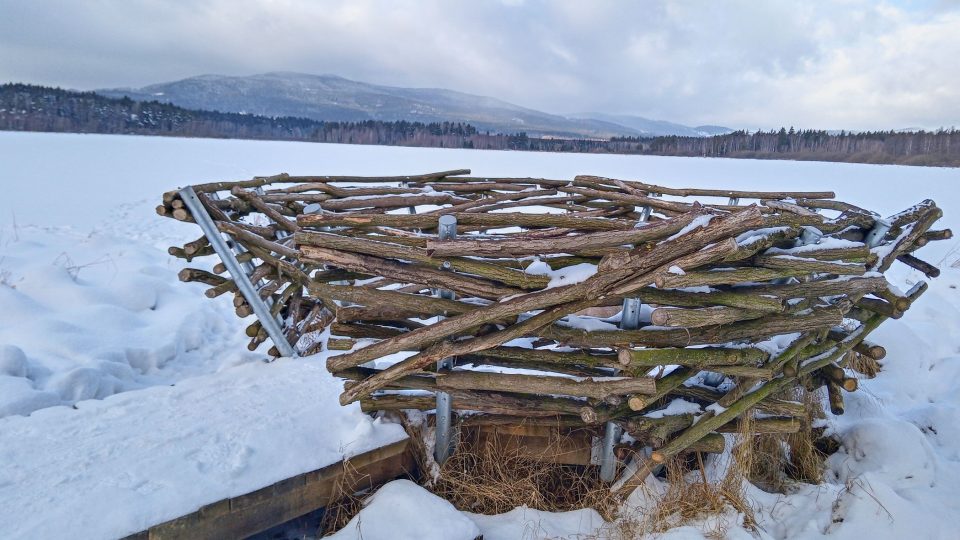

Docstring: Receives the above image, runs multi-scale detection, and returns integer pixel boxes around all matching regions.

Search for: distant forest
[1,83,957,167]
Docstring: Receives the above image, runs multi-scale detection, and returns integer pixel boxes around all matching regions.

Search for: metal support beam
[599,297,642,482]
[434,214,457,464]
[178,186,297,358]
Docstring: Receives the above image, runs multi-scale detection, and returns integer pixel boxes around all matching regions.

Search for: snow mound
[0,226,262,418]
[328,480,481,540]
[467,506,605,539]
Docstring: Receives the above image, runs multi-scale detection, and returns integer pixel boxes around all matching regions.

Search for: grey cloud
[0,0,957,130]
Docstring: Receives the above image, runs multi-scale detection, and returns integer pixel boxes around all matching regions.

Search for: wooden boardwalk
[122,439,415,540]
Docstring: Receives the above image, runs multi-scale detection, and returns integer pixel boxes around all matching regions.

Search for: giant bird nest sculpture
[158,169,946,498]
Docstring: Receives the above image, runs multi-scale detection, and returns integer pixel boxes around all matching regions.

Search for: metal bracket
[864,218,892,248]
[178,186,297,358]
[799,226,824,246]
[636,192,659,225]
[434,214,457,464]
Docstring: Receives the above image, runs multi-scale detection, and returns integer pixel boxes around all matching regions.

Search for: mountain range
[98,72,732,139]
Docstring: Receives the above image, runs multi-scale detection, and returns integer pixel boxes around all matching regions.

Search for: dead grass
[847,351,882,379]
[320,395,838,538]
[315,458,369,536]
[740,386,830,493]
[636,457,757,539]
[430,427,615,515]
[784,387,830,485]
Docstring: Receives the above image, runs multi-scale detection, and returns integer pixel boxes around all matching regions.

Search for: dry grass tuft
[607,448,757,540]
[847,351,882,378]
[740,386,830,493]
[783,387,829,485]
[314,457,377,536]
[430,427,616,515]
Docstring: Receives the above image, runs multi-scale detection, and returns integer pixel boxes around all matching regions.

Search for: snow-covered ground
[0,131,959,539]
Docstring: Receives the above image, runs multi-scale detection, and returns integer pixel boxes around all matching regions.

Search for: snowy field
[1,131,959,539]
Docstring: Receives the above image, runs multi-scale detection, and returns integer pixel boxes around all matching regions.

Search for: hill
[97,72,730,138]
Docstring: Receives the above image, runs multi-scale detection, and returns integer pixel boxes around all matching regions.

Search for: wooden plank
[472,425,597,466]
[130,438,414,540]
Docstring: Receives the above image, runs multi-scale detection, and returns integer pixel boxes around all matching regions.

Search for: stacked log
[158,170,945,498]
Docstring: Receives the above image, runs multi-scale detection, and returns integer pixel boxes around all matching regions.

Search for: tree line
[1,83,957,166]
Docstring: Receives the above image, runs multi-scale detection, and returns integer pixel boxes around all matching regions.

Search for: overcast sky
[1,0,958,130]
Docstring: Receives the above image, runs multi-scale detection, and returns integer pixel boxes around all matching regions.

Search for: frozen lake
[1,130,959,539]
[2,131,957,242]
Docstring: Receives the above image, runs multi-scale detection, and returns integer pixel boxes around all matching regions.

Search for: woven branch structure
[159,169,947,497]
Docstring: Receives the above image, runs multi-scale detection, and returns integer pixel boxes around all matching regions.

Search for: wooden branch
[655,267,809,289]
[922,229,952,243]
[617,346,769,369]
[178,268,226,287]
[575,175,835,200]
[542,305,844,349]
[460,346,619,370]
[320,193,468,211]
[736,275,888,299]
[622,415,800,445]
[301,246,522,300]
[423,209,706,257]
[231,187,298,233]
[826,379,845,415]
[295,230,550,290]
[856,297,902,319]
[626,287,784,312]
[876,204,943,272]
[437,371,655,400]
[437,188,558,213]
[761,199,822,218]
[853,340,885,360]
[359,389,586,417]
[337,236,745,405]
[649,306,766,327]
[752,255,866,276]
[896,253,940,278]
[820,363,858,392]
[298,211,634,231]
[328,208,762,378]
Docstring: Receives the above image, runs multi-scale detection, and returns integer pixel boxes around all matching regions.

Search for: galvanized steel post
[599,297,642,482]
[434,214,457,464]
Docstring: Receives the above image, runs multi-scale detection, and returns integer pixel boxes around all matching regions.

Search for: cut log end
[627,395,647,411]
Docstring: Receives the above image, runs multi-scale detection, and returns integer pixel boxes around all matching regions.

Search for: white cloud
[0,0,956,129]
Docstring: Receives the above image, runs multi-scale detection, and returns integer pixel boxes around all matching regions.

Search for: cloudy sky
[1,0,958,130]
